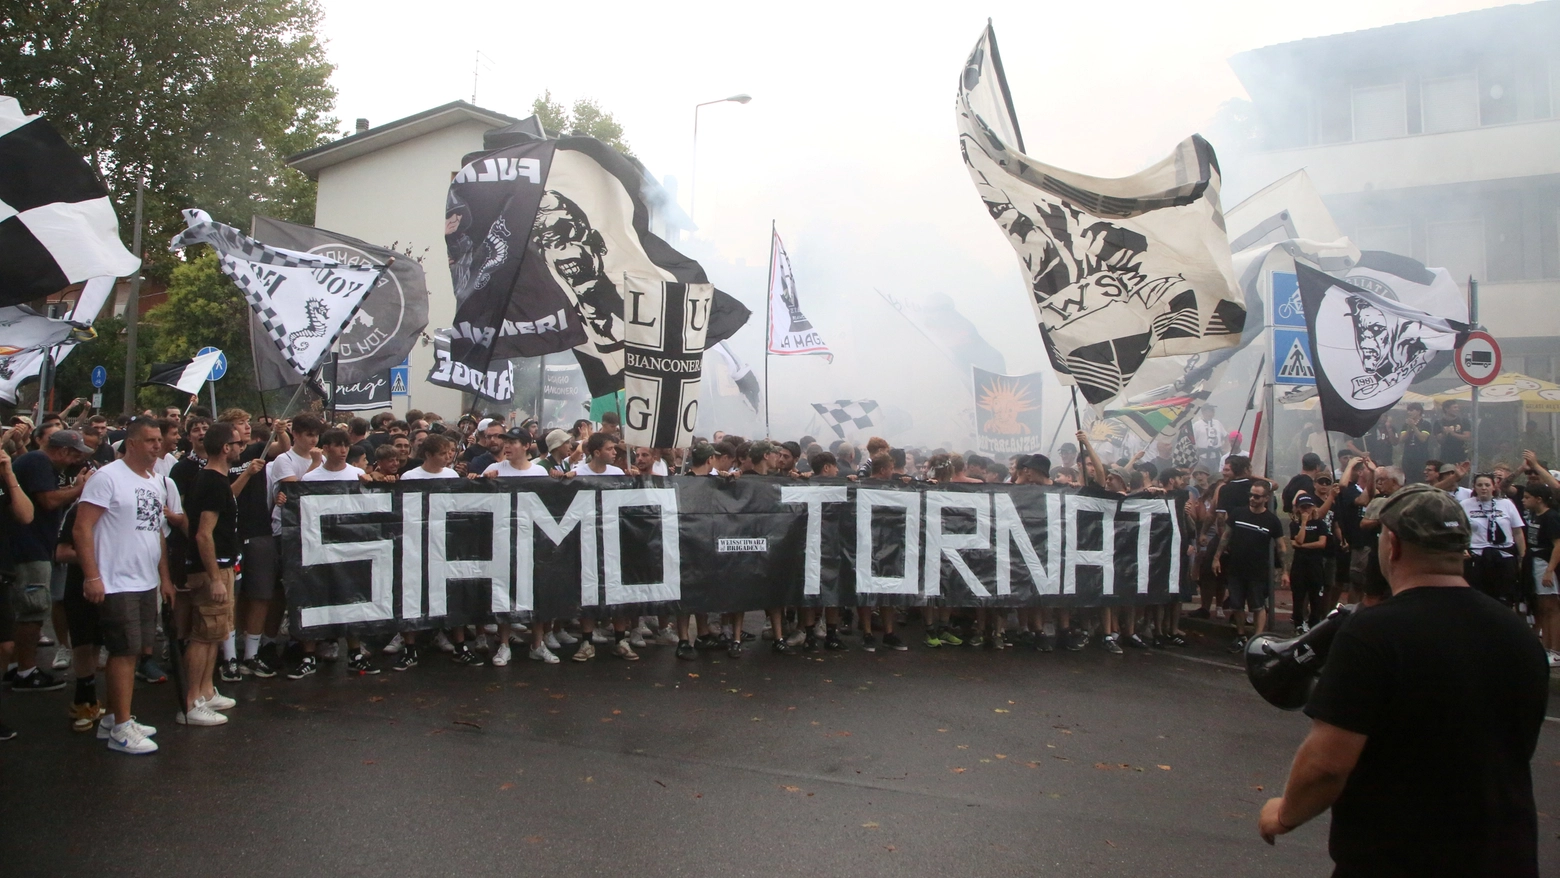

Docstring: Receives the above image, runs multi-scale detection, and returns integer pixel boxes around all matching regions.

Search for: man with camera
[1257,484,1548,876]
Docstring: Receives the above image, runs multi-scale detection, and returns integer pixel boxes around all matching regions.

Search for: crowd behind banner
[0,391,1556,753]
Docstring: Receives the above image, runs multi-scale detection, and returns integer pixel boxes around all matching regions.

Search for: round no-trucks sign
[1454,331,1500,387]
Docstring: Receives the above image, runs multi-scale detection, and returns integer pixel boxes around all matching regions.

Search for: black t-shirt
[1363,423,1395,465]
[1305,587,1548,877]
[185,468,239,572]
[1398,420,1431,478]
[1526,508,1560,565]
[169,454,204,499]
[1223,506,1283,579]
[1217,478,1252,514]
[10,449,63,563]
[231,442,271,540]
[1290,517,1329,562]
[89,439,116,465]
[1281,473,1314,513]
[1335,484,1364,549]
[470,451,497,473]
[57,504,84,594]
[1436,417,1468,462]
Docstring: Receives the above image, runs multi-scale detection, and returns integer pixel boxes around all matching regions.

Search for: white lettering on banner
[855,489,921,594]
[428,493,513,616]
[924,492,992,597]
[623,352,703,373]
[429,347,514,400]
[454,157,541,185]
[781,485,849,596]
[298,493,395,627]
[716,538,768,553]
[1065,495,1116,596]
[401,491,424,619]
[1120,499,1165,597]
[993,493,1060,596]
[516,491,597,607]
[499,309,569,337]
[600,489,680,604]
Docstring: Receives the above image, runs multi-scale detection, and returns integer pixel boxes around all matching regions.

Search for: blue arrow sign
[197,346,228,381]
[90,365,107,388]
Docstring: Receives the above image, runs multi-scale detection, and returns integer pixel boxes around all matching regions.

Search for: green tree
[531,90,632,156]
[0,0,338,282]
[142,250,267,415]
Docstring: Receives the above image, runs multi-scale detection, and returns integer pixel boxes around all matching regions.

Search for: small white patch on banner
[717,538,768,553]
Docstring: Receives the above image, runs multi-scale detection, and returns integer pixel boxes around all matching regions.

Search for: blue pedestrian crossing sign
[198,346,228,381]
[390,365,409,396]
[90,365,107,388]
[1273,328,1316,386]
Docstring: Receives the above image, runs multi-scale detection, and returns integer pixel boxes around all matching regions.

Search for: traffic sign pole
[1471,279,1480,473]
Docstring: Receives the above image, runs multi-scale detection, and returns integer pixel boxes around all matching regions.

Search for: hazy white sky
[319,0,1507,442]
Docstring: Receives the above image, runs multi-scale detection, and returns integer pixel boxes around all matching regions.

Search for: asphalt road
[2,626,1557,877]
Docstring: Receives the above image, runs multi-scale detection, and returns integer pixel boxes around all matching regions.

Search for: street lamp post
[690,93,752,224]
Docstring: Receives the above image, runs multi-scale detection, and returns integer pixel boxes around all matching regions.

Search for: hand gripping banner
[278,477,1191,636]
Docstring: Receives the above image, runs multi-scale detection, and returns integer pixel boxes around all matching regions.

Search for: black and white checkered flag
[811,399,880,438]
[171,209,384,375]
[0,97,140,308]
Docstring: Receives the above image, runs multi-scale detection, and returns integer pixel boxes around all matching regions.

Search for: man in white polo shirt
[75,417,179,755]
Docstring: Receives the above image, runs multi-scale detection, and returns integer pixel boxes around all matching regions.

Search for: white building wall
[313,119,493,417]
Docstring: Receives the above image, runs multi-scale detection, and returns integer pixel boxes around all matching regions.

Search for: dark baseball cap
[47,430,92,453]
[1295,492,1319,508]
[501,429,532,444]
[1376,483,1471,553]
[1017,453,1051,475]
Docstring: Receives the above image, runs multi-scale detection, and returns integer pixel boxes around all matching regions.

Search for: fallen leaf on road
[1008,700,1016,704]
[524,836,543,844]
[368,696,385,703]
[1105,840,1116,848]
[993,708,1010,714]
[585,776,594,783]
[995,754,1007,759]
[782,785,802,792]
[1157,765,1172,771]
[654,780,667,788]
[453,720,482,729]
[600,717,613,723]
[957,744,969,750]
[362,760,376,765]
[951,767,966,774]
[612,709,622,715]
[979,759,992,764]
[862,822,880,829]
[687,673,699,678]
[1094,763,1114,770]
[885,845,896,852]
[549,693,567,700]
[499,782,514,790]
[825,731,852,738]
[1025,762,1040,769]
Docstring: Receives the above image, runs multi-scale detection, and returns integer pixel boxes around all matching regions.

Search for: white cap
[476,418,496,432]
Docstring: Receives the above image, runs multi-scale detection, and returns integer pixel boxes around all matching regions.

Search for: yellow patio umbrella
[1433,372,1560,413]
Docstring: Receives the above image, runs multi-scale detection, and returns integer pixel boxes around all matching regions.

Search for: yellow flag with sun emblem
[973,367,1046,456]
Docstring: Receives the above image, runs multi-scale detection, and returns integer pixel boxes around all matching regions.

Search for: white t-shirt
[78,460,174,595]
[302,464,365,482]
[399,466,459,480]
[1463,496,1524,552]
[572,462,625,476]
[484,460,549,478]
[154,452,178,478]
[267,449,317,534]
[650,459,669,476]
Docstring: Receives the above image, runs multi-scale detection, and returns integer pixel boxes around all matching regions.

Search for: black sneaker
[219,657,242,683]
[860,633,877,652]
[1165,633,1189,647]
[1227,636,1248,654]
[824,631,845,651]
[392,647,419,671]
[1037,632,1056,653]
[882,633,909,651]
[451,644,485,666]
[675,640,697,660]
[1015,630,1037,649]
[1124,633,1148,649]
[0,722,15,741]
[1065,628,1090,651]
[286,655,318,680]
[771,640,798,656]
[1102,635,1124,655]
[11,670,65,692]
[347,651,380,675]
[727,640,743,659]
[694,634,723,651]
[243,656,278,679]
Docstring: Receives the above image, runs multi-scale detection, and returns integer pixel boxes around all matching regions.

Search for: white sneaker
[544,632,562,651]
[634,621,655,639]
[656,626,680,646]
[591,630,613,645]
[513,623,529,635]
[200,690,237,711]
[571,641,595,662]
[629,632,648,649]
[1548,650,1560,668]
[382,633,405,655]
[784,629,807,647]
[552,629,578,646]
[97,715,157,740]
[434,631,456,653]
[483,623,498,634]
[52,648,72,670]
[492,644,512,667]
[107,721,158,754]
[176,703,229,726]
[812,620,827,638]
[613,638,640,661]
[529,645,560,664]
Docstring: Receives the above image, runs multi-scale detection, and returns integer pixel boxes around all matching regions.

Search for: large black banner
[278,478,1189,635]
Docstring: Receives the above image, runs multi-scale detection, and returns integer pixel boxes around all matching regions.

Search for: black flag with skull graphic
[1297,263,1467,437]
[439,136,749,411]
[955,21,1247,406]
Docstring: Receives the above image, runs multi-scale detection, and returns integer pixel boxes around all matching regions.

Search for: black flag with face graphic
[1298,263,1466,437]
[439,136,749,405]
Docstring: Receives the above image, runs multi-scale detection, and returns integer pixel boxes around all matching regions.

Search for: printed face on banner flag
[973,368,1044,455]
[1316,291,1435,403]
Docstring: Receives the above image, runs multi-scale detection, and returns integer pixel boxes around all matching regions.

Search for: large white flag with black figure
[171,210,385,376]
[439,135,749,402]
[623,278,715,448]
[767,227,830,359]
[0,97,140,308]
[955,23,1246,406]
[1298,263,1466,437]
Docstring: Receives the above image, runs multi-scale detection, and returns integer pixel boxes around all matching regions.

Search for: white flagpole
[764,221,775,438]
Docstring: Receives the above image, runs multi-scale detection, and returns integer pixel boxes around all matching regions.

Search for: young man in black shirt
[1433,399,1470,463]
[1213,480,1285,650]
[176,423,241,726]
[1522,484,1560,665]
[1259,484,1548,877]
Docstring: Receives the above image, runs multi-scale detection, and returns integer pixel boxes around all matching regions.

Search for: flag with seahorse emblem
[171,209,385,375]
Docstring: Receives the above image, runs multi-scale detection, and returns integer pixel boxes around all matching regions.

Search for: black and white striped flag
[0,97,140,307]
[812,399,880,439]
[171,210,384,375]
[143,348,226,396]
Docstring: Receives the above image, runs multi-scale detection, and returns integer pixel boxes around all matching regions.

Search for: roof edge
[286,100,519,177]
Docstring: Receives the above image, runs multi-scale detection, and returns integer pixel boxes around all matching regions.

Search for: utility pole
[121,179,144,415]
[1469,277,1480,472]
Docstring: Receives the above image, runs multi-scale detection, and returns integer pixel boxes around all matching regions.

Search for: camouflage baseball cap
[1376,483,1470,553]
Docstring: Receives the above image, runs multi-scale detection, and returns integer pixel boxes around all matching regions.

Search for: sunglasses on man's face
[1249,494,1269,503]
